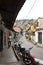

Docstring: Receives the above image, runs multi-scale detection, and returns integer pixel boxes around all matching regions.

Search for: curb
[26,38,43,48]
[12,46,20,61]
[37,44,43,48]
[31,40,43,48]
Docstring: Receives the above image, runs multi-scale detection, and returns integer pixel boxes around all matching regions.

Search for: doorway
[0,30,3,51]
[38,32,42,44]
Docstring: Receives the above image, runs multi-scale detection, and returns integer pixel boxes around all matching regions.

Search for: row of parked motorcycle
[12,41,43,65]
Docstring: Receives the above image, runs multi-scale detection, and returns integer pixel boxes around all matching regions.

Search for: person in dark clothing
[8,36,11,48]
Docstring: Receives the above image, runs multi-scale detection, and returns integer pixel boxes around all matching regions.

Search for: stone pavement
[0,47,17,64]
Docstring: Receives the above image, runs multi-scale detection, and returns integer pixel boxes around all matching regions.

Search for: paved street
[19,34,43,60]
[0,47,17,64]
[0,62,22,65]
[0,33,43,65]
[0,47,23,65]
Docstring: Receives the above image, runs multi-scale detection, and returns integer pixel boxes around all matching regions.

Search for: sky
[16,0,43,20]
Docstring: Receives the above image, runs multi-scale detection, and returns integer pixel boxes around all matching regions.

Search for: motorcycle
[22,47,39,65]
[14,41,41,65]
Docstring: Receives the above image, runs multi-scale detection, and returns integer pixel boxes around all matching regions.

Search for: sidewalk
[0,47,17,64]
[26,36,43,48]
[31,39,43,48]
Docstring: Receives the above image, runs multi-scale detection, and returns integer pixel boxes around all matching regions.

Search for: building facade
[35,17,43,44]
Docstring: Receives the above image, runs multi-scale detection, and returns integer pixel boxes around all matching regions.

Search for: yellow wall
[31,25,35,32]
[37,19,40,27]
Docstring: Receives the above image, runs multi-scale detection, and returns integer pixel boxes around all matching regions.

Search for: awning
[13,26,21,32]
[0,0,26,30]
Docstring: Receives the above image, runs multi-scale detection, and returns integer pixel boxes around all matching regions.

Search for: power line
[25,0,37,19]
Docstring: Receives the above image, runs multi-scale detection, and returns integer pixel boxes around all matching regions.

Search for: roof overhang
[0,0,26,30]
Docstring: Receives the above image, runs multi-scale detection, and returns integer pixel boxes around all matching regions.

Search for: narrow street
[0,33,43,64]
[19,34,43,60]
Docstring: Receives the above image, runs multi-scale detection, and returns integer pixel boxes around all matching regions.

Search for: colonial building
[35,17,43,44]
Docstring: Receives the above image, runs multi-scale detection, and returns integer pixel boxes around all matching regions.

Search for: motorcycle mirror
[29,46,33,50]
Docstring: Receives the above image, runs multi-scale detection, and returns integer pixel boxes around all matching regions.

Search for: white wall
[42,30,43,44]
[35,32,38,43]
[35,30,43,44]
